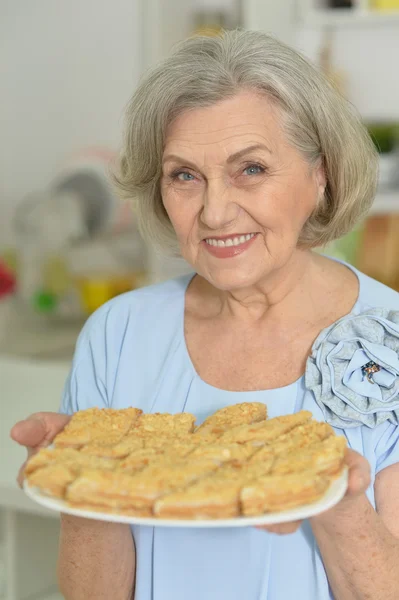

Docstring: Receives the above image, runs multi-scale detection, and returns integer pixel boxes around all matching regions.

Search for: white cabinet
[1,357,70,600]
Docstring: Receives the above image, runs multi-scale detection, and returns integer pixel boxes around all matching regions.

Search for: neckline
[179,257,363,395]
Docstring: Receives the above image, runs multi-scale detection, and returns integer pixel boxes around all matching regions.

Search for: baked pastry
[154,459,275,519]
[132,412,196,437]
[248,421,333,464]
[240,471,330,515]
[25,404,347,519]
[195,402,267,437]
[54,407,142,448]
[271,436,347,477]
[219,411,312,445]
[26,451,117,497]
[67,459,218,513]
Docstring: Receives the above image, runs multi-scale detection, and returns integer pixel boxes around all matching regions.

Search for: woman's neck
[190,251,359,332]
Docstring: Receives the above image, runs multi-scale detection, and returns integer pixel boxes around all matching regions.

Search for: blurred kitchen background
[1,1,399,599]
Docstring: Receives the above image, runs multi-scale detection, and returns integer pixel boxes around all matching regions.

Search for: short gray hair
[113,29,378,252]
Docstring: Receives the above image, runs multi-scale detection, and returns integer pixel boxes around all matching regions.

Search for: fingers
[256,520,302,535]
[345,449,371,497]
[10,418,48,448]
[11,412,71,489]
[10,412,70,449]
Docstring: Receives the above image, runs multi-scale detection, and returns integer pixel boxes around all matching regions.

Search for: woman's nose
[200,179,240,230]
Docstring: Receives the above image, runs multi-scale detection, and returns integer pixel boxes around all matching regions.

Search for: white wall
[0,0,143,245]
[296,25,399,121]
[243,0,399,121]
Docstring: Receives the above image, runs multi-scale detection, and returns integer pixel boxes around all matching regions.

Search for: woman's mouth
[202,233,258,258]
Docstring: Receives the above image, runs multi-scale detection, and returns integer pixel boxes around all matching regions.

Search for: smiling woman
[11,29,399,600]
[159,91,325,290]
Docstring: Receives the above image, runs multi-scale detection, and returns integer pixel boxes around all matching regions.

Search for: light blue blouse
[61,262,399,600]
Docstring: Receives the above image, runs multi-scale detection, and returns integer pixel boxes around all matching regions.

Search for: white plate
[24,468,348,528]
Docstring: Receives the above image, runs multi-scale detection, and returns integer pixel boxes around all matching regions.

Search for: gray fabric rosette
[306,309,399,428]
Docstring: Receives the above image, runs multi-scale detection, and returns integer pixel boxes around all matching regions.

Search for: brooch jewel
[362,361,381,384]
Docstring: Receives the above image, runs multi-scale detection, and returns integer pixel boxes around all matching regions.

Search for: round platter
[24,468,348,528]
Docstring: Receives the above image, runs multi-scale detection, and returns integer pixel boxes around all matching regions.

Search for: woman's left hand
[256,448,371,535]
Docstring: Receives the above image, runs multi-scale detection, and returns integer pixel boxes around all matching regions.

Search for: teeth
[205,233,256,247]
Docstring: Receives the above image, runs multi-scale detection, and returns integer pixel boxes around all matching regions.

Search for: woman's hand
[10,412,70,487]
[256,448,371,535]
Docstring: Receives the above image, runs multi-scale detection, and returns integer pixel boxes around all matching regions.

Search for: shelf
[303,8,399,27]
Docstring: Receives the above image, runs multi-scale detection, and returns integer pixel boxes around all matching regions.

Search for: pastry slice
[240,471,330,515]
[54,407,142,448]
[26,451,118,497]
[249,421,333,464]
[154,458,274,519]
[154,476,244,519]
[271,435,347,477]
[219,411,312,445]
[188,441,257,463]
[66,469,152,516]
[194,402,267,437]
[118,458,218,510]
[25,447,82,475]
[132,412,196,438]
[28,464,77,498]
[118,447,164,473]
[81,435,145,459]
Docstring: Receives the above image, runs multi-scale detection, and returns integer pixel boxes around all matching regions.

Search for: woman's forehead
[163,94,282,161]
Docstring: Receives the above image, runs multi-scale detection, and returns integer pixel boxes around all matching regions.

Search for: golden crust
[25,447,82,475]
[28,464,77,497]
[123,459,218,508]
[240,471,330,515]
[26,449,119,496]
[271,436,347,477]
[195,402,267,437]
[219,411,312,445]
[249,421,334,464]
[118,448,164,473]
[189,441,257,463]
[54,407,142,448]
[81,435,145,459]
[132,413,196,437]
[154,457,275,519]
[66,469,149,510]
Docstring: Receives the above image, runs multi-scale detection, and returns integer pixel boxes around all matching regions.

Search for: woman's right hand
[10,412,71,487]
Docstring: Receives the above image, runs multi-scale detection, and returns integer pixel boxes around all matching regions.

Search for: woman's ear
[315,159,327,198]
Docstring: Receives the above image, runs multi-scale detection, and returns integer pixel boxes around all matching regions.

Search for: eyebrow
[162,143,272,168]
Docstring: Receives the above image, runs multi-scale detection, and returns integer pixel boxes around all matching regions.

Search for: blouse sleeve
[59,308,110,415]
[374,421,399,475]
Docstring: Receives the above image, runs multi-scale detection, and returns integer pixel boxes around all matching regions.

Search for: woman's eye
[243,164,265,176]
[173,171,195,182]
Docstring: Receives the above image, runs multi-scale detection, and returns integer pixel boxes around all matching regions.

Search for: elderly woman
[11,30,399,600]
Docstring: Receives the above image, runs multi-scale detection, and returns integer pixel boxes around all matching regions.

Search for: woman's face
[161,91,325,291]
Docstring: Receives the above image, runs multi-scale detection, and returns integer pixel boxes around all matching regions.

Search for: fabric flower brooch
[306,309,399,428]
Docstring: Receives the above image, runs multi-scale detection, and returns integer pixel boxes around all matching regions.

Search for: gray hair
[113,29,378,252]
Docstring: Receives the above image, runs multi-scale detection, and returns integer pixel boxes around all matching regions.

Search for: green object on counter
[366,123,399,154]
[33,290,58,313]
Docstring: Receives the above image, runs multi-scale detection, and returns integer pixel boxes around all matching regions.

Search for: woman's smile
[201,232,259,258]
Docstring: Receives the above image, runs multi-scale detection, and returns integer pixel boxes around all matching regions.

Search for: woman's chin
[200,266,264,292]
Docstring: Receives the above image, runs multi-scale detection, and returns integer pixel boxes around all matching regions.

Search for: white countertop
[0,356,71,516]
